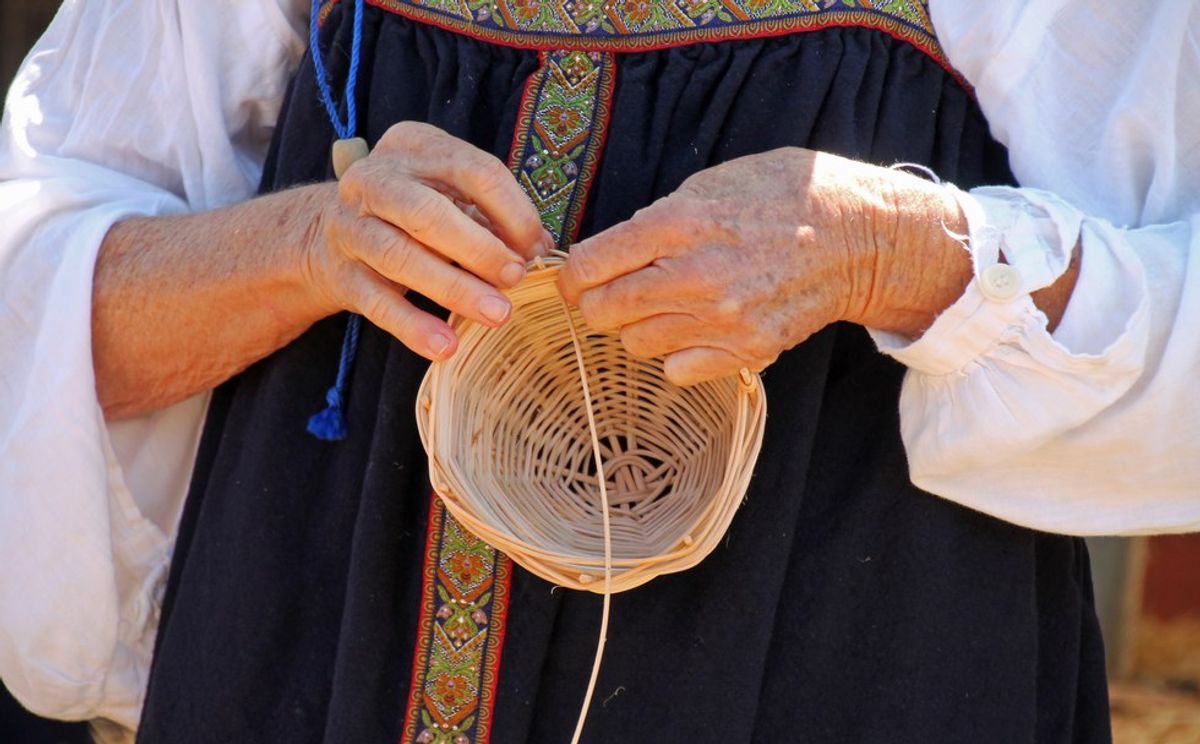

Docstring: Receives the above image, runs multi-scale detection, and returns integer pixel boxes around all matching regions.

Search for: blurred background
[3,2,1200,741]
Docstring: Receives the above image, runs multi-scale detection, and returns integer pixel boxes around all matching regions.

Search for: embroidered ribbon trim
[401,47,617,743]
[401,495,513,744]
[363,0,958,83]
[509,50,617,246]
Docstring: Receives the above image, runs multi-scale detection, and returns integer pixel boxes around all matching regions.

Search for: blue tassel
[307,0,365,441]
[307,314,363,442]
[307,386,349,441]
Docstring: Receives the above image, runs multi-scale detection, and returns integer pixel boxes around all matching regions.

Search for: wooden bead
[331,137,369,179]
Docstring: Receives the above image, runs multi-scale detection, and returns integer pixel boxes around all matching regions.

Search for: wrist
[852,170,973,339]
[285,182,344,319]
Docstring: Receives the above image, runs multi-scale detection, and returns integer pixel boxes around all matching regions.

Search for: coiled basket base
[416,254,766,593]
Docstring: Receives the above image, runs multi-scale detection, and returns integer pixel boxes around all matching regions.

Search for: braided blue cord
[308,0,363,140]
[307,0,366,442]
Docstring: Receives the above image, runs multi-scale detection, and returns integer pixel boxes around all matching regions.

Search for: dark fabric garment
[139,6,1112,743]
[0,684,91,744]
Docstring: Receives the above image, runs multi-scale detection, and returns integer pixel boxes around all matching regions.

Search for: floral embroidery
[401,496,512,744]
[544,105,583,136]
[622,0,652,23]
[510,0,544,22]
[360,0,957,84]
[402,50,616,744]
[508,50,616,245]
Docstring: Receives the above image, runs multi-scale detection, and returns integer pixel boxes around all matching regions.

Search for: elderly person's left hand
[557,148,973,386]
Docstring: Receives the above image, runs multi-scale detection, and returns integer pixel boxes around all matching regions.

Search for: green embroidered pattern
[364,0,951,76]
[509,50,616,245]
[401,49,617,744]
[402,496,512,744]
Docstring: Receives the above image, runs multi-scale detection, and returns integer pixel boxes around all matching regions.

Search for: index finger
[395,124,552,259]
[558,217,669,305]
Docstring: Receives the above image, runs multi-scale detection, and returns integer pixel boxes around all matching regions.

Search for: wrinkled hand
[303,121,553,360]
[557,147,969,386]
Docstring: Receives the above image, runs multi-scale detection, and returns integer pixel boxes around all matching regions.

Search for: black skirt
[137,3,1111,742]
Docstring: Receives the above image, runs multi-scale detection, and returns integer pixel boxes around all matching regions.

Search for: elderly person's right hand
[304,121,551,361]
[93,122,548,418]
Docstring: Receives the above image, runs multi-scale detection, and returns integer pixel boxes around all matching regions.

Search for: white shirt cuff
[869,186,1118,375]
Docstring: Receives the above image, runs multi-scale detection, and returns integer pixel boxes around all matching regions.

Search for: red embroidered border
[400,495,513,744]
[355,0,967,90]
[507,50,617,246]
[320,1,967,92]
[399,46,618,744]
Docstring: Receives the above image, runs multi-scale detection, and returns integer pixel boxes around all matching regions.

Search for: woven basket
[416,253,767,594]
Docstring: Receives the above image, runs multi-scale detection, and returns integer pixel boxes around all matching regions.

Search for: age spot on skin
[716,297,742,317]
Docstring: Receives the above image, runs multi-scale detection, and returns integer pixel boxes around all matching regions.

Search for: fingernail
[499,262,525,287]
[429,333,453,357]
[539,230,556,255]
[479,295,511,324]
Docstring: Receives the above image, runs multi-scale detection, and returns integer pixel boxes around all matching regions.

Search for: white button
[979,263,1023,301]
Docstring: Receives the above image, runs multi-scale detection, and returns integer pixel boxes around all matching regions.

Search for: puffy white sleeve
[0,0,305,728]
[882,1,1200,535]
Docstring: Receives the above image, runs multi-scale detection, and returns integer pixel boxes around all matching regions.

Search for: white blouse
[0,0,1196,733]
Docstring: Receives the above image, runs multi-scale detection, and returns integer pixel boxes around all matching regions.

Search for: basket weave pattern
[417,254,767,593]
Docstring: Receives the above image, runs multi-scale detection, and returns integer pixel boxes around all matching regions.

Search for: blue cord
[307,315,363,441]
[306,0,366,442]
[308,0,363,141]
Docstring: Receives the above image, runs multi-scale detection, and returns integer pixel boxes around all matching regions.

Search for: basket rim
[415,253,767,594]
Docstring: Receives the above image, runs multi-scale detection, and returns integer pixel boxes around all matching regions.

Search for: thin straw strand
[561,294,613,744]
[416,251,766,592]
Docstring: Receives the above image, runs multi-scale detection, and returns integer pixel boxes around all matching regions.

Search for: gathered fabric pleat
[138,6,1109,743]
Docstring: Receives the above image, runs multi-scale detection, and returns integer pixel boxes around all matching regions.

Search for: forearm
[1029,242,1079,333]
[93,183,337,420]
[93,122,551,421]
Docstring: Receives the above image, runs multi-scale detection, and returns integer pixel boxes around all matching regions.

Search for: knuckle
[703,277,731,304]
[339,164,390,218]
[343,219,382,269]
[337,157,367,189]
[337,168,364,204]
[518,211,546,244]
[663,355,698,387]
[619,327,652,358]
[711,287,744,319]
[462,235,508,274]
[383,120,433,149]
[743,328,778,363]
[569,248,604,287]
[578,291,609,329]
[405,191,447,238]
[362,292,397,330]
[378,232,417,278]
[440,274,472,308]
[474,157,514,194]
